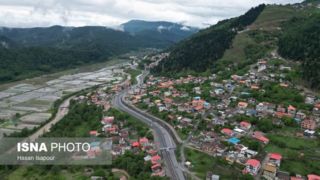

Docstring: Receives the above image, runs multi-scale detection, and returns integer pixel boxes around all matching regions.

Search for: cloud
[0,0,303,28]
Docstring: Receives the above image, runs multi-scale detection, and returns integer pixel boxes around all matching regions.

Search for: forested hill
[151,0,320,90]
[0,22,197,83]
[151,4,266,75]
[278,13,320,89]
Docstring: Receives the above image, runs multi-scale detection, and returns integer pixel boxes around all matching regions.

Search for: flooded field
[0,60,130,136]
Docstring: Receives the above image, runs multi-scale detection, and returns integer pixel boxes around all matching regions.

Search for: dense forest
[0,23,196,84]
[151,4,266,75]
[278,14,320,89]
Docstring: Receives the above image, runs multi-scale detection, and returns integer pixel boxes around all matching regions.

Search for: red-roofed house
[252,131,269,144]
[288,105,297,116]
[139,137,149,147]
[269,153,282,166]
[238,102,248,109]
[151,155,161,164]
[89,130,98,136]
[308,174,320,180]
[221,128,234,136]
[151,163,162,171]
[132,141,140,148]
[275,112,291,118]
[243,159,261,175]
[240,121,251,130]
[101,116,114,124]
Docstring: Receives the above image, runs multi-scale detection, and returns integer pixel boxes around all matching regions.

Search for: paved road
[112,71,185,180]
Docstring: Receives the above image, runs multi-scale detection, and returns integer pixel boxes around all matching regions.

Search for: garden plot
[7,83,38,93]
[0,128,20,137]
[19,113,51,124]
[6,123,38,130]
[0,109,27,119]
[8,91,46,104]
[0,92,16,99]
[15,99,53,112]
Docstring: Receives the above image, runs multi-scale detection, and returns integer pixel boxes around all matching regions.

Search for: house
[263,163,277,179]
[238,102,248,109]
[268,153,282,166]
[234,128,245,135]
[295,111,306,120]
[307,174,320,180]
[228,137,240,145]
[151,155,161,164]
[132,141,140,148]
[193,87,202,94]
[313,103,320,115]
[280,65,292,71]
[304,129,316,137]
[180,117,192,125]
[164,98,173,104]
[139,137,149,147]
[305,96,316,105]
[192,98,205,107]
[301,119,317,130]
[151,163,162,172]
[214,88,225,95]
[258,61,267,72]
[164,91,172,97]
[252,131,269,144]
[158,106,167,112]
[251,85,260,90]
[89,130,98,136]
[246,109,257,116]
[256,102,268,112]
[225,83,235,92]
[288,105,297,116]
[101,116,114,125]
[243,159,261,175]
[104,125,118,135]
[221,128,234,136]
[240,121,251,130]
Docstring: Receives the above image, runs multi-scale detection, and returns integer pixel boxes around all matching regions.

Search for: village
[125,53,320,180]
[66,65,167,179]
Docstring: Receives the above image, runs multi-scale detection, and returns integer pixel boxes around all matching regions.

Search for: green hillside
[0,23,197,84]
[151,1,320,89]
[151,4,266,75]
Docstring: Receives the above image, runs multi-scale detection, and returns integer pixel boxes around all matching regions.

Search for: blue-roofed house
[228,137,240,145]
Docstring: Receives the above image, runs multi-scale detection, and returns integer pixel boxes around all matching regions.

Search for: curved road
[112,71,185,180]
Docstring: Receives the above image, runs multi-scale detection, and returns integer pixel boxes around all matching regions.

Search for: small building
[221,128,234,136]
[252,131,269,144]
[238,102,248,109]
[263,163,277,179]
[269,153,282,166]
[151,155,161,164]
[240,121,251,130]
[307,174,320,180]
[228,137,240,145]
[301,119,317,130]
[243,159,261,175]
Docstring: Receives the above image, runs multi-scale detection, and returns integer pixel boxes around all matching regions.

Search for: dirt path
[28,96,74,141]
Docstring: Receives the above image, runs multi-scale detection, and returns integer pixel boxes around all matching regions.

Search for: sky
[0,0,303,28]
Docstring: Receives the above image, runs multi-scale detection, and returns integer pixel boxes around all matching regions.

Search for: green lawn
[252,5,298,30]
[265,134,320,175]
[5,166,87,180]
[184,148,243,179]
